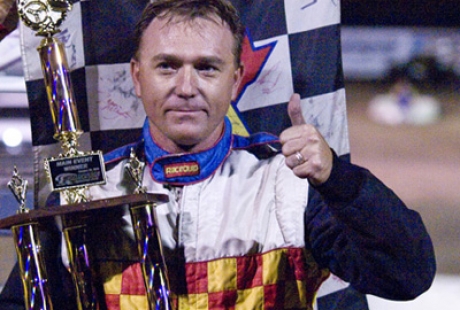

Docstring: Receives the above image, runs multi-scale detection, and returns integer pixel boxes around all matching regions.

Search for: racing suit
[0,117,435,309]
[86,116,435,309]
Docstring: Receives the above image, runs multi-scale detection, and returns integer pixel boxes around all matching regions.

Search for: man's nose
[176,66,197,97]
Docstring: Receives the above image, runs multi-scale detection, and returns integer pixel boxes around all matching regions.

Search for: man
[0,0,435,309]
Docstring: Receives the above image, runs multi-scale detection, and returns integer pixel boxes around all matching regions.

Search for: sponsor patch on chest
[164,161,200,178]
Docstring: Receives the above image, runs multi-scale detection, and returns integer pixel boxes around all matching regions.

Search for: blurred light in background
[2,127,23,147]
[0,119,31,150]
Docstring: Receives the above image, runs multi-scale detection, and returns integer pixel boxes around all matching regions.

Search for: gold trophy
[0,2,172,310]
[18,1,105,309]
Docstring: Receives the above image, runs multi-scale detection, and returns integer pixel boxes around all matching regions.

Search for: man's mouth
[166,109,207,119]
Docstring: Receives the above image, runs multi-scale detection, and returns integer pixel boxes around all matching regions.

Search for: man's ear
[130,58,142,98]
[231,64,244,101]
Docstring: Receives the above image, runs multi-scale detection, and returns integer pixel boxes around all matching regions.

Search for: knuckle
[310,157,323,170]
[281,144,290,156]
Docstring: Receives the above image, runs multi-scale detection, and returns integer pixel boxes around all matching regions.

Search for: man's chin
[159,120,224,151]
[168,128,222,152]
[169,130,205,147]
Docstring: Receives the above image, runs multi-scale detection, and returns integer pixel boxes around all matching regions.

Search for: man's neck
[148,122,225,154]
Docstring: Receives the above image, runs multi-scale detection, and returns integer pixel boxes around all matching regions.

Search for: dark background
[342,0,460,27]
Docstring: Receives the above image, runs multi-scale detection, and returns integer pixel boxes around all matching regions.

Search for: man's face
[131,16,242,152]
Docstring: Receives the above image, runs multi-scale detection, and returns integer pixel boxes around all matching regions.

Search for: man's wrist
[310,149,365,204]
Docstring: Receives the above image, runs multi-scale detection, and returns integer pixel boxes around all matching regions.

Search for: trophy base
[0,193,168,230]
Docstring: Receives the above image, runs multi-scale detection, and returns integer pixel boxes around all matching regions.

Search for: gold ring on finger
[295,151,305,166]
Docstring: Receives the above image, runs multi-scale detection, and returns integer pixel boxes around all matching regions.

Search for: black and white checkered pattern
[22,0,349,204]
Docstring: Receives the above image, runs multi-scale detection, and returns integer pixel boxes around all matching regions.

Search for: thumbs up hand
[279,94,333,186]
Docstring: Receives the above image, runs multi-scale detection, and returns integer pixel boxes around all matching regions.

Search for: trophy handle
[12,223,53,310]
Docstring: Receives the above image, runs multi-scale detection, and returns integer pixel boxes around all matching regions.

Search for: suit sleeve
[305,152,436,300]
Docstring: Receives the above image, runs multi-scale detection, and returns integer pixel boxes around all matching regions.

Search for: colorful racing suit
[82,117,435,309]
[0,117,435,309]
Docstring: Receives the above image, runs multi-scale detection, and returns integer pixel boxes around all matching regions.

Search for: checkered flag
[20,0,366,309]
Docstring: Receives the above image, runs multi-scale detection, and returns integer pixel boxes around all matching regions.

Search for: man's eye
[197,64,218,75]
[159,63,169,69]
[157,62,178,73]
[196,65,219,77]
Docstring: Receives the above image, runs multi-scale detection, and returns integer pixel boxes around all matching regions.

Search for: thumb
[287,93,305,126]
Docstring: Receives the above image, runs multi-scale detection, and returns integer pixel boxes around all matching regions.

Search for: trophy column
[38,31,104,310]
[125,150,173,310]
[11,224,52,309]
[8,168,53,310]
